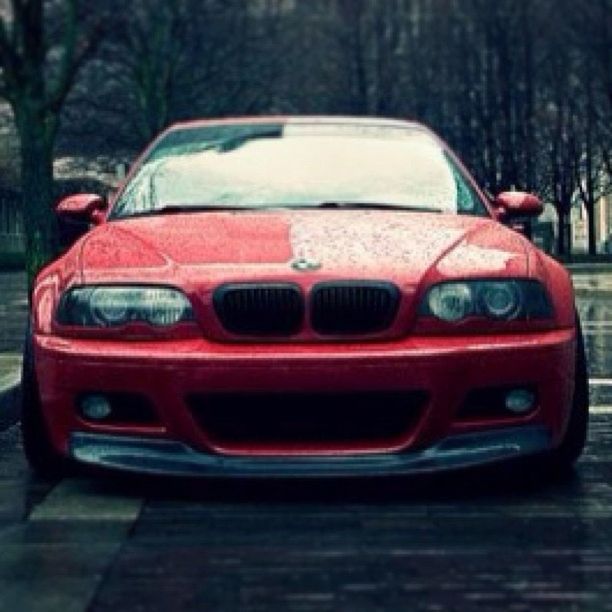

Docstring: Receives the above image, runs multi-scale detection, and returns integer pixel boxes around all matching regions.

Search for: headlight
[426,282,473,322]
[56,286,195,327]
[479,282,521,319]
[421,280,552,322]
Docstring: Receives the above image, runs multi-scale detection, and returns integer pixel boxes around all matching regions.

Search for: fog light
[505,389,535,414]
[80,394,112,421]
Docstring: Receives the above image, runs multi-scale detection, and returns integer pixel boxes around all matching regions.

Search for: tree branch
[44,0,76,111]
[45,2,104,113]
[0,16,20,91]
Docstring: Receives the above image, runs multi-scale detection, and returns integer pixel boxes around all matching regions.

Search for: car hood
[79,210,530,284]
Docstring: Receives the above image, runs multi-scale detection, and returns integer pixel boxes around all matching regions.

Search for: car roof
[167,115,428,133]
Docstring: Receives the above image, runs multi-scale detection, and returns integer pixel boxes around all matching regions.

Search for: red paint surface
[35,329,575,456]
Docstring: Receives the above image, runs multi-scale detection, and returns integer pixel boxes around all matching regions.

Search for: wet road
[0,268,611,610]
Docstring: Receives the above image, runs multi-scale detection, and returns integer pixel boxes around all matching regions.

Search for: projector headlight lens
[57,285,194,328]
[479,281,521,319]
[421,280,551,323]
[427,283,473,322]
[90,288,131,326]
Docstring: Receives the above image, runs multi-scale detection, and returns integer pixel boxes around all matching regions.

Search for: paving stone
[29,478,143,522]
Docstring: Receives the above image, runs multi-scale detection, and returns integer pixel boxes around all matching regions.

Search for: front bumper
[35,328,575,469]
[70,425,552,478]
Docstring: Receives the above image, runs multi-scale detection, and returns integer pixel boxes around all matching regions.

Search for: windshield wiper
[118,202,444,219]
[311,202,443,213]
[121,204,259,219]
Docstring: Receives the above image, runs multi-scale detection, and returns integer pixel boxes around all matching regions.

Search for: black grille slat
[214,281,400,337]
[214,284,304,335]
[311,282,400,335]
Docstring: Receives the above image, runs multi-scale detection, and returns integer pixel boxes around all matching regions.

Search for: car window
[112,124,487,218]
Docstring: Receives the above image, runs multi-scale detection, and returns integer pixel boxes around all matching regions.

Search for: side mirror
[56,193,108,224]
[494,191,543,220]
[56,194,108,249]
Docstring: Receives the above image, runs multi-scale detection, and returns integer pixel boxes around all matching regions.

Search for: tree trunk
[587,205,597,256]
[15,106,58,287]
[557,208,568,256]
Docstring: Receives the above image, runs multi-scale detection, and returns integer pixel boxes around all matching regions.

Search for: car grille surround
[213,281,401,337]
[311,281,401,335]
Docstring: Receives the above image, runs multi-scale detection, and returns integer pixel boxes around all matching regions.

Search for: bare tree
[3,0,609,261]
[62,0,284,154]
[0,0,100,282]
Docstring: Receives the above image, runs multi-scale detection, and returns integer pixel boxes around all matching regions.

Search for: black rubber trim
[70,426,552,478]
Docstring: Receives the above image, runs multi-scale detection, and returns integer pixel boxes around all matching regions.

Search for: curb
[0,376,21,431]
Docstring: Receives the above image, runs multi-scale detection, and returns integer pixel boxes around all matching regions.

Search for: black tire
[543,314,589,474]
[21,324,69,479]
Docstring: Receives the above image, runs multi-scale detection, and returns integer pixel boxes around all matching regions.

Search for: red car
[23,117,588,479]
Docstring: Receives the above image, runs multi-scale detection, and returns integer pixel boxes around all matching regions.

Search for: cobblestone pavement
[0,268,611,611]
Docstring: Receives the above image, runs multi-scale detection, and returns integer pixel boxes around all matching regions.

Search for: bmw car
[22,117,588,479]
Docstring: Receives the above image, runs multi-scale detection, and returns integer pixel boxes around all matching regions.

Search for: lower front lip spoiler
[69,426,551,478]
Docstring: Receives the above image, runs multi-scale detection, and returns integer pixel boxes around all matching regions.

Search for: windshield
[111,123,487,218]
